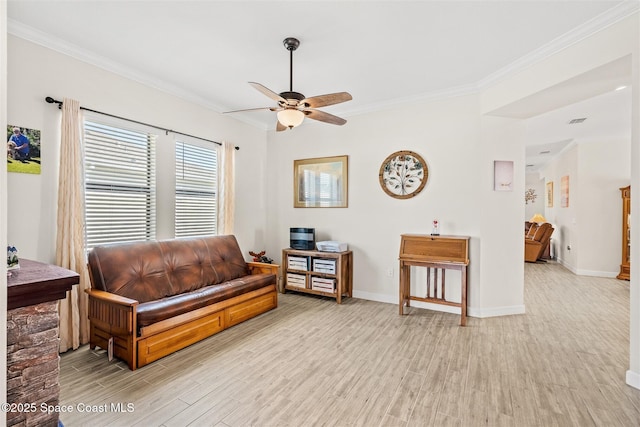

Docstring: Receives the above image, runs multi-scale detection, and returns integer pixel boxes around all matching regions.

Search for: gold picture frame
[546,181,553,207]
[294,155,348,208]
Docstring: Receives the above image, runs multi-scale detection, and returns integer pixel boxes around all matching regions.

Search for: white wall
[542,145,579,270]
[577,138,630,275]
[540,137,630,276]
[265,93,526,316]
[6,36,269,263]
[629,15,640,390]
[478,115,526,315]
[1,0,9,410]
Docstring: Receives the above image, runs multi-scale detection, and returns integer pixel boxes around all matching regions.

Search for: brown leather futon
[86,235,278,370]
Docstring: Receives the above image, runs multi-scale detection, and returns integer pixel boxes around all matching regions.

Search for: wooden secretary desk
[618,185,630,280]
[398,234,470,326]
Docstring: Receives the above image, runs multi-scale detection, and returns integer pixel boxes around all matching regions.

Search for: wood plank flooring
[59,261,640,426]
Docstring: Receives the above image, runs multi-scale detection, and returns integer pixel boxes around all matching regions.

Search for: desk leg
[460,266,468,326]
[347,252,353,298]
[399,263,409,315]
[399,263,404,315]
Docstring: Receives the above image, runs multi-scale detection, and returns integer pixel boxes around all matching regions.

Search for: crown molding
[341,82,479,119]
[7,18,228,114]
[477,1,640,90]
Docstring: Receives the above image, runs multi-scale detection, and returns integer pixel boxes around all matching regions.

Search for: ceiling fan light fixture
[277,109,305,129]
[225,37,351,130]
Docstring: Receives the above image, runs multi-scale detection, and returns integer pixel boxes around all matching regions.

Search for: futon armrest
[247,262,279,276]
[85,288,138,336]
[85,288,139,307]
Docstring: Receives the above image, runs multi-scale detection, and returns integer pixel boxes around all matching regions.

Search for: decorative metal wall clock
[379,150,428,199]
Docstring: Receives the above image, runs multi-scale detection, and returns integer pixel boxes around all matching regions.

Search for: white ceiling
[6,0,637,170]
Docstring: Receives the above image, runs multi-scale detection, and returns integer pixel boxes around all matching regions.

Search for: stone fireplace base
[6,259,78,427]
[6,301,61,427]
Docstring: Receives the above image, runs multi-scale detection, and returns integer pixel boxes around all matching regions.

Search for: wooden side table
[282,248,353,304]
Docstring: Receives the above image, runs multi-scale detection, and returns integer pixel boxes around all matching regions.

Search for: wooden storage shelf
[282,248,353,304]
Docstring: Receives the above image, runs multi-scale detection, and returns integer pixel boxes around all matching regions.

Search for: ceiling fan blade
[304,109,347,126]
[302,92,352,108]
[276,120,287,132]
[223,106,280,114]
[249,82,286,103]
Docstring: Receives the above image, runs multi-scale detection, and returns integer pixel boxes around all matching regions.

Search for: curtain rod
[45,97,239,150]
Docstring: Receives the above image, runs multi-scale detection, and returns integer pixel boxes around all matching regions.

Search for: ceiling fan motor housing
[279,91,305,102]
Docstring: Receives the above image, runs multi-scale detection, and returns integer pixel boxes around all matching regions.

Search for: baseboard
[410,301,462,315]
[557,258,618,278]
[351,290,525,318]
[557,258,578,274]
[626,370,640,390]
[352,290,396,305]
[468,305,526,318]
[574,269,619,278]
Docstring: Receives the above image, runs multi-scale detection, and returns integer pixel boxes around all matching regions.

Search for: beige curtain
[218,141,235,235]
[56,98,90,352]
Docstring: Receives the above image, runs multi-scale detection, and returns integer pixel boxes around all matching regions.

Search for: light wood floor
[59,261,640,426]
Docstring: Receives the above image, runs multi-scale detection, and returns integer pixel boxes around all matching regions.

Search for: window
[83,120,156,249]
[175,140,218,237]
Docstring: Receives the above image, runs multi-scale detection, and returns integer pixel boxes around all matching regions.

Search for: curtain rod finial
[45,96,62,109]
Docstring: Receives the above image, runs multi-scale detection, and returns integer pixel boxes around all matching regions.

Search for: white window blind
[84,120,156,249]
[175,140,218,237]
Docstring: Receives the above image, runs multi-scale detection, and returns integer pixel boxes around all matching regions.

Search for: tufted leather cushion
[88,241,174,303]
[136,273,274,328]
[157,238,219,295]
[88,235,251,303]
[200,236,250,283]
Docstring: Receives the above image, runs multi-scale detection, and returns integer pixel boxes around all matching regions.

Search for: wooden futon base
[87,283,277,370]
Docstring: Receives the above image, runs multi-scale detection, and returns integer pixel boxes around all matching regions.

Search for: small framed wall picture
[561,175,569,207]
[493,160,513,191]
[7,125,41,174]
[546,181,553,207]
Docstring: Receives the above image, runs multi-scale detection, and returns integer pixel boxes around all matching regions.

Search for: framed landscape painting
[294,155,348,208]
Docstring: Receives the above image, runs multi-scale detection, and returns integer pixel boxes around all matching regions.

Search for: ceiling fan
[225,37,352,131]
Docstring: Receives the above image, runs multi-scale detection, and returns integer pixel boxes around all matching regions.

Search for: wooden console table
[398,234,470,326]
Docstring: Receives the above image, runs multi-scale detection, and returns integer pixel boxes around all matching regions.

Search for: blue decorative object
[7,245,19,270]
